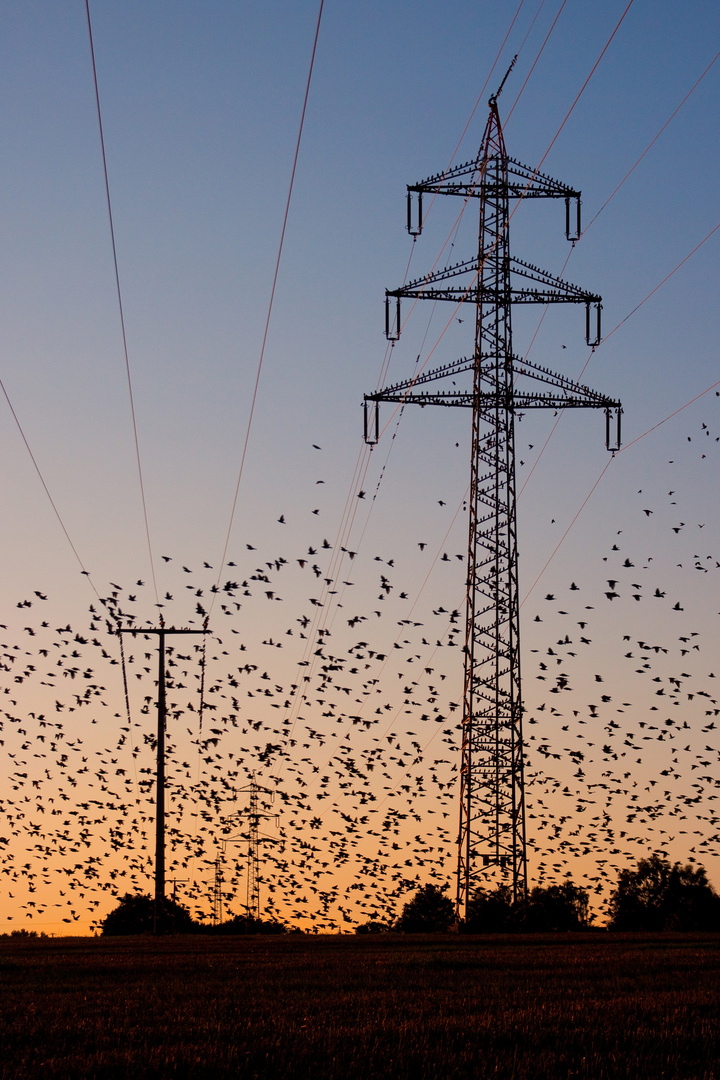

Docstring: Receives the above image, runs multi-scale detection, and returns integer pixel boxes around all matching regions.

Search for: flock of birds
[2,413,720,933]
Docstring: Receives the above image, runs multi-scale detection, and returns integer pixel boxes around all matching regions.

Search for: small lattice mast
[364,84,621,921]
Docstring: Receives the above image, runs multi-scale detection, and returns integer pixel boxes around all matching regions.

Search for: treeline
[101,894,290,936]
[358,856,720,934]
[98,856,720,936]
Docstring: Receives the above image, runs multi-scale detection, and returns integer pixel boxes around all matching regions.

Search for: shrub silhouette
[101,893,197,935]
[522,882,591,932]
[207,914,288,935]
[465,884,514,932]
[355,919,392,935]
[396,884,454,933]
[609,855,720,931]
[465,881,590,932]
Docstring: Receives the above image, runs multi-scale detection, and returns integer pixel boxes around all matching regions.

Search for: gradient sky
[1,1,720,933]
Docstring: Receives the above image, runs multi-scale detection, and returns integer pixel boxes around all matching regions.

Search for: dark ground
[1,933,718,1079]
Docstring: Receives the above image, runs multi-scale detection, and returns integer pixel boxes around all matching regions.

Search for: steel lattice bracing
[460,102,524,911]
[245,781,262,920]
[212,858,224,925]
[364,95,621,922]
[223,777,274,923]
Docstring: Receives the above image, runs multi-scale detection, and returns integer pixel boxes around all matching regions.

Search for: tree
[101,893,197,936]
[465,881,590,932]
[355,919,392,935]
[608,856,720,931]
[396,884,454,933]
[464,884,514,933]
[1,929,47,939]
[522,882,591,932]
[208,914,288,935]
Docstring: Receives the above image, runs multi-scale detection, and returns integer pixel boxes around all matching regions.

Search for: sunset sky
[1,1,720,934]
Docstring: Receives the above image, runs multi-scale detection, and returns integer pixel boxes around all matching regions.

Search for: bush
[1,929,47,940]
[355,919,393,935]
[464,884,514,932]
[396,884,455,933]
[207,914,288,935]
[608,855,720,931]
[522,882,591,932]
[465,881,590,932]
[101,893,197,936]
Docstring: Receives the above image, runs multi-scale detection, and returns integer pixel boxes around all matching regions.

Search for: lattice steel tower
[224,776,274,922]
[364,88,621,921]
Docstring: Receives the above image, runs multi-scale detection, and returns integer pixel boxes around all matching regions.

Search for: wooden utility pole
[118,623,207,932]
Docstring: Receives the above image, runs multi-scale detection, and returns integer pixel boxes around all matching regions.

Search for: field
[1,935,718,1079]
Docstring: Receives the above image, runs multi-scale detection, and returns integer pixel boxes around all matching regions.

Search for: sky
[1,0,720,934]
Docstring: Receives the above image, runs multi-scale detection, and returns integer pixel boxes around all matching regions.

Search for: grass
[0,933,718,1079]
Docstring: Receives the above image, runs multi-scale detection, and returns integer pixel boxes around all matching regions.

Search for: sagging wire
[84,0,160,606]
[212,0,325,603]
[0,376,99,597]
[117,627,140,793]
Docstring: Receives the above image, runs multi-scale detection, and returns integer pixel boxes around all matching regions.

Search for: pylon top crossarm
[408,157,580,202]
[222,831,276,844]
[365,389,619,411]
[406,99,582,240]
[117,626,208,637]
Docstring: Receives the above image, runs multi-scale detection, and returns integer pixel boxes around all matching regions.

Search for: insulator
[385,294,401,342]
[586,301,602,347]
[566,195,581,242]
[605,406,622,452]
[407,190,422,237]
[363,399,379,445]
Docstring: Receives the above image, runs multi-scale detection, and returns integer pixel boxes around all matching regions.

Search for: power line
[276,3,644,752]
[213,0,325,597]
[0,376,98,596]
[584,46,720,233]
[271,2,582,689]
[517,45,720,492]
[84,0,159,606]
[505,0,568,126]
[531,0,636,176]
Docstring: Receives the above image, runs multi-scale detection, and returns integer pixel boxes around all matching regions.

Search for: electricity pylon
[223,776,275,923]
[364,90,621,922]
[212,857,224,926]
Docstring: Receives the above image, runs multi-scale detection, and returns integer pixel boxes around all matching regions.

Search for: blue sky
[1,1,718,602]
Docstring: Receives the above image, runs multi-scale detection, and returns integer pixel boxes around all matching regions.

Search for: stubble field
[1,934,718,1079]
